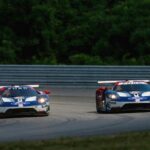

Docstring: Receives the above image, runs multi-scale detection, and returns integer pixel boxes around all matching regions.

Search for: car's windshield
[114,84,150,92]
[1,87,38,97]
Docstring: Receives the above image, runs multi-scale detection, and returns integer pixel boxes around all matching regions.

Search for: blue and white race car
[0,85,50,117]
[96,80,150,113]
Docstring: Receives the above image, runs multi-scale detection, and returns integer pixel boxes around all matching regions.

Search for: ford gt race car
[96,80,150,113]
[0,85,50,117]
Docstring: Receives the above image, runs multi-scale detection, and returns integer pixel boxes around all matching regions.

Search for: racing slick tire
[96,94,112,113]
[96,93,104,113]
[38,105,50,116]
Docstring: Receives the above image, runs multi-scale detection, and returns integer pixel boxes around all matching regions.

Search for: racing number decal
[17,98,23,107]
[133,92,140,102]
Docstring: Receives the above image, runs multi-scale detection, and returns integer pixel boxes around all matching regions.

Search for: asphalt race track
[0,87,150,142]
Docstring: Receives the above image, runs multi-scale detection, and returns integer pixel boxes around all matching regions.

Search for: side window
[114,85,122,92]
[36,90,42,94]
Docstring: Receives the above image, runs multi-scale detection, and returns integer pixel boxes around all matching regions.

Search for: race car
[0,85,50,117]
[96,80,150,113]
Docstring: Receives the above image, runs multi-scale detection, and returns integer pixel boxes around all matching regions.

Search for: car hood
[1,96,37,102]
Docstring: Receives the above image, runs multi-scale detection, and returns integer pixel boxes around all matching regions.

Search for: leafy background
[0,0,149,65]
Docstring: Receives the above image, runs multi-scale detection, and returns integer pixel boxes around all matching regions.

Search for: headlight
[107,94,118,100]
[38,98,46,104]
[2,98,14,102]
[142,92,150,96]
[117,92,131,97]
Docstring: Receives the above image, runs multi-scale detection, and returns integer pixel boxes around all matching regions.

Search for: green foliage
[1,132,150,150]
[0,0,149,65]
[0,27,18,63]
[69,53,103,65]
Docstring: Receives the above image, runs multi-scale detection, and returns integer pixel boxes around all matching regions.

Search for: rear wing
[98,81,122,84]
[26,85,39,88]
[0,84,39,88]
[97,80,122,89]
[97,80,150,87]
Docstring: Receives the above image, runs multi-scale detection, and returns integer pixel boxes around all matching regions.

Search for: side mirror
[43,90,51,95]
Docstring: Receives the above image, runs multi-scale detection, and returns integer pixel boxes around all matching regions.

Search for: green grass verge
[1,131,150,150]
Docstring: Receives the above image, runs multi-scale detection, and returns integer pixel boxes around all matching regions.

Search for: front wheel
[38,105,50,116]
[96,93,104,113]
[96,95,112,113]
